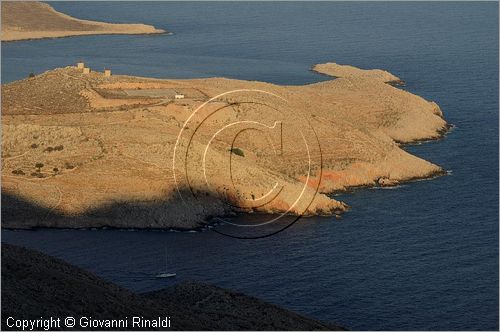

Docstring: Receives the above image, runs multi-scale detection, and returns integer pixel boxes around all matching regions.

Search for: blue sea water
[1,2,498,330]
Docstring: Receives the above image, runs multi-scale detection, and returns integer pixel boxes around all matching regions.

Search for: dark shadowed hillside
[1,243,345,330]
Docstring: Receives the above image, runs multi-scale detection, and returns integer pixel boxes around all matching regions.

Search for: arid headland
[1,61,448,229]
[1,1,164,42]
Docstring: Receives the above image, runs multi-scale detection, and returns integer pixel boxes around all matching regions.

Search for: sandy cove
[1,2,164,42]
[1,62,448,229]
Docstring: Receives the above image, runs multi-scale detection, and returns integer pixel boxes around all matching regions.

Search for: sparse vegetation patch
[229,147,245,157]
[11,169,25,175]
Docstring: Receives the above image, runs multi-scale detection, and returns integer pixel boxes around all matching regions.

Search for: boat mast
[165,247,168,272]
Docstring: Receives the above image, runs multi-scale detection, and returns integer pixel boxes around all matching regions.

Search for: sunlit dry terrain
[1,62,448,229]
[1,1,164,41]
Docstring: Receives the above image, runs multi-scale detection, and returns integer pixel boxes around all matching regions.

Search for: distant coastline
[1,1,165,42]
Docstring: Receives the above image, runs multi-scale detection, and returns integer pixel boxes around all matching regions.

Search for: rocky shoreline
[1,59,448,230]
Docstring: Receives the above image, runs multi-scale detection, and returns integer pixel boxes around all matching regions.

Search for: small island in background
[1,1,164,42]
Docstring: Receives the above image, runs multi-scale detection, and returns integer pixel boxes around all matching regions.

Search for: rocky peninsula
[312,62,405,84]
[1,61,448,229]
[1,1,164,42]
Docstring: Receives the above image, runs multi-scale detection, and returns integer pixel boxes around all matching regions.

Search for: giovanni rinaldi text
[6,316,172,330]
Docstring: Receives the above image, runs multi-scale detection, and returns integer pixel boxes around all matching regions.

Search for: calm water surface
[2,2,498,330]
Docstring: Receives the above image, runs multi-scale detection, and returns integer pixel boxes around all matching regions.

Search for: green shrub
[30,143,38,149]
[35,163,44,172]
[229,147,245,157]
[28,72,35,78]
[44,145,64,152]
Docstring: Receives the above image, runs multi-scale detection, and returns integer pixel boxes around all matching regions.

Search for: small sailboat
[155,247,176,278]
